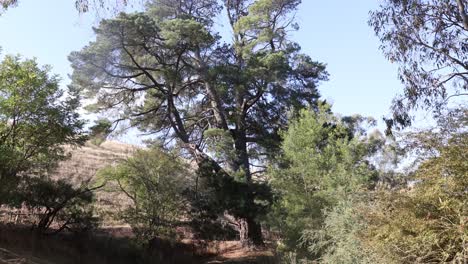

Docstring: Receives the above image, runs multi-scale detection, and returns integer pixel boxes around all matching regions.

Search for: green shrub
[9,177,99,234]
[98,147,190,243]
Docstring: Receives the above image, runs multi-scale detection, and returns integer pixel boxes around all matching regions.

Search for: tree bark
[456,0,468,30]
[238,216,263,247]
[233,130,264,246]
[187,143,264,246]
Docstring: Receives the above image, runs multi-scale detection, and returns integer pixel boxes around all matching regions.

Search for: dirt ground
[0,245,276,264]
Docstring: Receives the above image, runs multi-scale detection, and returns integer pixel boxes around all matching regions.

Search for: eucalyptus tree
[369,0,468,131]
[365,108,468,263]
[70,0,327,245]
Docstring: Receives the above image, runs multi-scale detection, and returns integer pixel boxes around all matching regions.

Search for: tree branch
[456,0,468,30]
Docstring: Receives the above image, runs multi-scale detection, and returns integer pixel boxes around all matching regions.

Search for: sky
[0,0,406,144]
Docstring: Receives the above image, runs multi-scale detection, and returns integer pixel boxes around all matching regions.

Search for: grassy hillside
[51,141,137,185]
[49,141,139,226]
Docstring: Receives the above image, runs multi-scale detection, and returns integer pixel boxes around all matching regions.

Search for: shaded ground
[0,247,48,264]
[0,246,276,264]
[0,225,277,264]
[0,247,276,264]
[196,240,277,264]
[205,248,276,263]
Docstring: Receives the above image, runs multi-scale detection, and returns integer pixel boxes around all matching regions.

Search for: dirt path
[204,247,277,264]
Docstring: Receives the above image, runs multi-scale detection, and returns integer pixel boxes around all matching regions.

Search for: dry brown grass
[48,141,139,225]
[1,141,138,227]
[51,140,137,184]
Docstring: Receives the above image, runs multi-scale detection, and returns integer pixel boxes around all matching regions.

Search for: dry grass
[1,141,138,227]
[51,140,137,185]
[48,141,139,225]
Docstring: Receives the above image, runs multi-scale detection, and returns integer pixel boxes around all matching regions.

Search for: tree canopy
[0,0,130,14]
[369,0,468,130]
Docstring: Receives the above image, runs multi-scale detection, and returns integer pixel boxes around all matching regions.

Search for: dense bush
[364,110,468,263]
[271,106,468,263]
[6,177,99,235]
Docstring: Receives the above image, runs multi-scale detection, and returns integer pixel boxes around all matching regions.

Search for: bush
[10,177,99,235]
[365,126,468,263]
[98,147,190,243]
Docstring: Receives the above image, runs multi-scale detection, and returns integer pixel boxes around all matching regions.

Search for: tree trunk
[456,0,468,30]
[233,130,264,247]
[238,215,264,247]
[187,143,265,246]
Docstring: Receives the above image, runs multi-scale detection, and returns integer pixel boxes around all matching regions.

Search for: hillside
[0,141,138,226]
[51,141,138,185]
[49,141,139,226]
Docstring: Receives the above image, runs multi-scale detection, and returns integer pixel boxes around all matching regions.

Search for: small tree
[88,118,113,146]
[269,103,381,261]
[98,148,189,242]
[0,55,85,203]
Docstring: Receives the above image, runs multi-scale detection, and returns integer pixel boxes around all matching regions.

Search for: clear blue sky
[0,0,405,143]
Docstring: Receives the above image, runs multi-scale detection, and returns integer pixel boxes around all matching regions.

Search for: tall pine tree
[69,0,327,245]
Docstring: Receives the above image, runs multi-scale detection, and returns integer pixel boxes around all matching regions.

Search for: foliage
[9,177,99,235]
[97,148,189,243]
[69,0,328,244]
[0,0,130,14]
[369,0,468,131]
[0,55,85,202]
[0,0,17,13]
[296,199,388,264]
[89,118,113,146]
[269,103,381,260]
[365,109,468,263]
[1,1,466,261]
